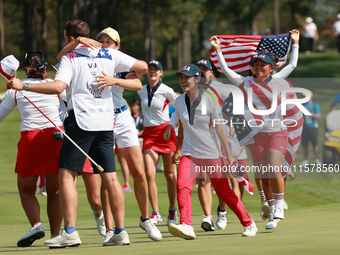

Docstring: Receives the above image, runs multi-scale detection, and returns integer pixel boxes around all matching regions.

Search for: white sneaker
[102,231,114,246]
[265,214,281,229]
[167,209,178,225]
[150,212,162,224]
[44,230,81,248]
[242,220,258,237]
[300,160,308,168]
[40,187,47,196]
[139,218,162,241]
[274,205,284,220]
[315,159,322,167]
[261,202,271,220]
[283,199,288,210]
[93,211,106,237]
[17,224,46,247]
[168,223,196,240]
[216,207,227,230]
[201,215,215,231]
[104,231,130,246]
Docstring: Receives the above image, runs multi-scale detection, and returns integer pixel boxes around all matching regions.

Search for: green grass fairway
[0,109,339,254]
[1,51,340,254]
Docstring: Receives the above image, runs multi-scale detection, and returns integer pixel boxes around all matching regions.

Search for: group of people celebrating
[1,18,302,248]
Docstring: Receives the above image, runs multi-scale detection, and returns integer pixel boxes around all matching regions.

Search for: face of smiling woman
[147,64,163,83]
[179,74,199,96]
[253,59,274,79]
[198,65,213,80]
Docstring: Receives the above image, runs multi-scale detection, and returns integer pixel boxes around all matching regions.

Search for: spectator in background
[300,90,322,168]
[303,17,319,54]
[264,28,272,35]
[332,14,340,53]
[130,98,144,141]
[331,93,340,110]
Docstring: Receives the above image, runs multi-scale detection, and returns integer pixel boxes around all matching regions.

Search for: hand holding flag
[210,33,291,73]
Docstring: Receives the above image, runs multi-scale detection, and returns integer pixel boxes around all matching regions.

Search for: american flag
[210,33,291,73]
[229,160,255,195]
[222,77,303,172]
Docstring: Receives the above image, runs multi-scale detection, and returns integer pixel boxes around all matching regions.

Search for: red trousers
[177,155,252,227]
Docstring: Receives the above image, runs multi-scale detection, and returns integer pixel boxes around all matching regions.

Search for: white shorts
[114,107,140,149]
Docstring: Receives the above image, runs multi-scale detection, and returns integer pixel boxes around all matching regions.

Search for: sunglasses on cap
[25,50,48,70]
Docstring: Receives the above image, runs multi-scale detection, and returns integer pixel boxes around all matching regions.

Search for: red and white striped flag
[210,33,291,73]
[229,160,255,195]
[223,77,303,172]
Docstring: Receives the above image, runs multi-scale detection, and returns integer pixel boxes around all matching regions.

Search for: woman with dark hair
[210,31,302,229]
[209,29,300,226]
[0,51,62,247]
[166,64,257,240]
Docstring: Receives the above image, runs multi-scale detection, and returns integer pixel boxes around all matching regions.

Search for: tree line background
[0,0,339,70]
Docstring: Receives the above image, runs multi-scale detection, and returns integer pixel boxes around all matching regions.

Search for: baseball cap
[337,13,340,19]
[175,64,201,78]
[306,17,313,23]
[148,60,162,70]
[96,27,120,45]
[197,59,212,70]
[0,55,19,81]
[250,53,275,67]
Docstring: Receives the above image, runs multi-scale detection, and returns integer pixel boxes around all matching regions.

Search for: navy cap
[197,59,212,70]
[250,53,275,67]
[148,60,162,70]
[175,64,201,78]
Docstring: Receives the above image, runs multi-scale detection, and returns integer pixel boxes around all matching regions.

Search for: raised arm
[209,35,246,86]
[56,37,102,62]
[273,29,300,79]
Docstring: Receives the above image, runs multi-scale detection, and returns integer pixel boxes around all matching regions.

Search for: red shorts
[142,121,177,153]
[15,127,63,178]
[247,130,288,164]
[114,142,121,154]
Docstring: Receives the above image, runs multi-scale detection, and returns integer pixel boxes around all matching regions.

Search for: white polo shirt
[169,80,231,126]
[333,20,340,34]
[55,47,135,131]
[138,82,176,127]
[0,78,62,131]
[175,92,223,159]
[304,22,318,39]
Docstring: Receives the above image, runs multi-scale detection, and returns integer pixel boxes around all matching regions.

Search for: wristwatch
[24,83,30,91]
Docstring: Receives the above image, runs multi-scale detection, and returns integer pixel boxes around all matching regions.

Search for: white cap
[337,13,340,19]
[0,55,19,81]
[306,17,313,23]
